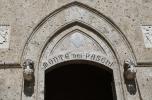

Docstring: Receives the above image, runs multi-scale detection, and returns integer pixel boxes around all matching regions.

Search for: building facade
[0,0,152,100]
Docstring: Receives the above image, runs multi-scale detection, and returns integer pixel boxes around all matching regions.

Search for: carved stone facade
[0,1,152,100]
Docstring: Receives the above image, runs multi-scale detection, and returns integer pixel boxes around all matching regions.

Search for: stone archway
[21,2,138,100]
[45,61,116,100]
[35,25,126,100]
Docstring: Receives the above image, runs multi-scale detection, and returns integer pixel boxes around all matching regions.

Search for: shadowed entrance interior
[45,62,115,100]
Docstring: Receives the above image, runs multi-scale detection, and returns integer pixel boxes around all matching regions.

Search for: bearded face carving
[124,59,136,80]
[23,59,34,81]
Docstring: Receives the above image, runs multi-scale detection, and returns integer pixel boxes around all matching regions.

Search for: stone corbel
[124,59,137,95]
[124,59,136,80]
[23,59,35,96]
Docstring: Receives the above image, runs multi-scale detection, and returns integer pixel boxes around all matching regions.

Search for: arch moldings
[21,1,138,100]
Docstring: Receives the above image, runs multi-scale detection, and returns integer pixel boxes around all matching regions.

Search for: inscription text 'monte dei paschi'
[43,52,113,69]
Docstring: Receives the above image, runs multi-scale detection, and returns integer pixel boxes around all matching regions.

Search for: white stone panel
[141,25,152,48]
[0,25,10,48]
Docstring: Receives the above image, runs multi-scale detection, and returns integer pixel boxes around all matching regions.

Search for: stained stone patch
[70,32,85,48]
[0,25,10,48]
[141,25,152,48]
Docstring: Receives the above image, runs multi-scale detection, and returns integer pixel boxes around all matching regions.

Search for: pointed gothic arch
[21,1,137,100]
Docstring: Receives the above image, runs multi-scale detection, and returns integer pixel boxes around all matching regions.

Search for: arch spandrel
[21,2,137,100]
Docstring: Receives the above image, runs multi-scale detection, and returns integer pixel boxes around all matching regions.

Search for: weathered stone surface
[137,67,152,100]
[0,0,151,100]
[0,68,22,100]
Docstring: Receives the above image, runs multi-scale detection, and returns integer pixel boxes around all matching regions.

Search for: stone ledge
[0,62,21,68]
[137,62,152,67]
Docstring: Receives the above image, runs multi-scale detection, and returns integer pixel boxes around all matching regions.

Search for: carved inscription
[141,25,152,48]
[0,25,10,48]
[43,53,113,69]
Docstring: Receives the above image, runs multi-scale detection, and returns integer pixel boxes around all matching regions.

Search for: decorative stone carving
[141,25,152,48]
[0,25,10,48]
[124,59,136,80]
[124,59,137,95]
[23,59,35,96]
[23,59,34,81]
[21,2,137,99]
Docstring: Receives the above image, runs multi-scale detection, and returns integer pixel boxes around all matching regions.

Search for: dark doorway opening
[45,62,116,100]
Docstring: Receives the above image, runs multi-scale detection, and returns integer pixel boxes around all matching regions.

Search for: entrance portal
[45,63,115,100]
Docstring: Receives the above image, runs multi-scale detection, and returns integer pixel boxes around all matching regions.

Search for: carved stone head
[124,59,136,80]
[23,59,34,81]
